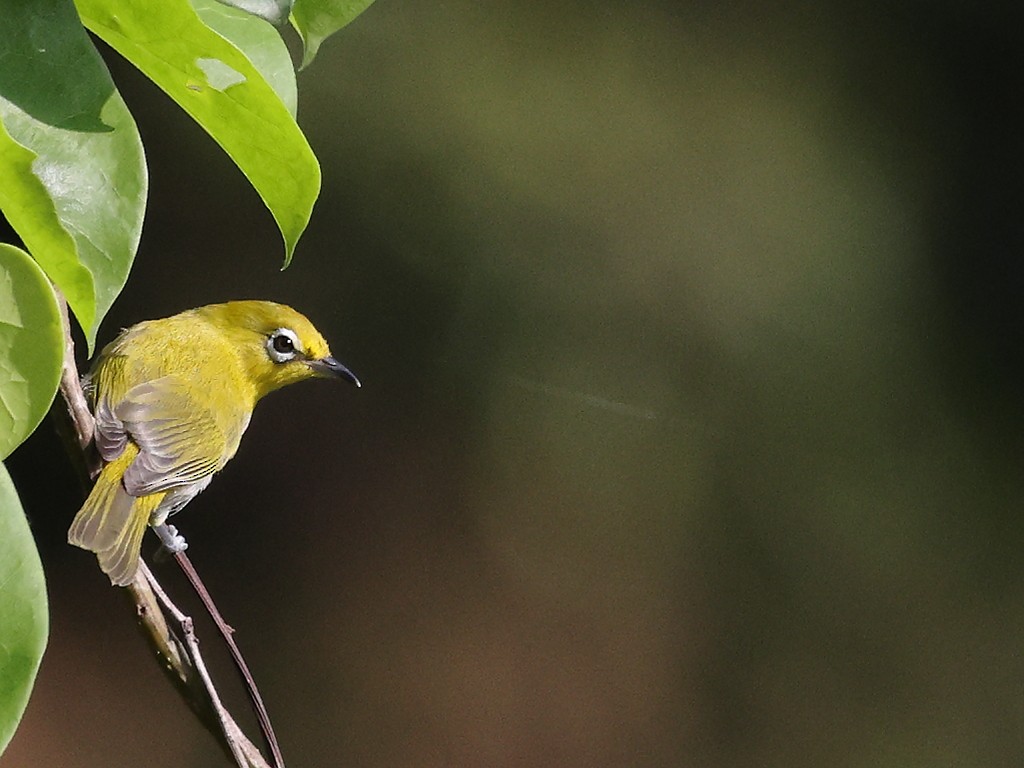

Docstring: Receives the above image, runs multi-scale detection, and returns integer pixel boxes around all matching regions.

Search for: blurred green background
[6,0,1024,765]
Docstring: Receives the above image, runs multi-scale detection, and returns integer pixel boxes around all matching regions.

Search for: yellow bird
[68,300,359,586]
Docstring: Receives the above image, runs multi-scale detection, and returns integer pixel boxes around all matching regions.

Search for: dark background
[6,1,1024,765]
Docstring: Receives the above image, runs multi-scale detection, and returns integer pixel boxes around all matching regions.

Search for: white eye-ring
[266,328,302,363]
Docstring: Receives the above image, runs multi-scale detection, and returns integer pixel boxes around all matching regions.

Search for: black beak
[308,356,361,387]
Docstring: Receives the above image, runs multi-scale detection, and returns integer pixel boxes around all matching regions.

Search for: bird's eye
[272,334,294,354]
[266,328,301,363]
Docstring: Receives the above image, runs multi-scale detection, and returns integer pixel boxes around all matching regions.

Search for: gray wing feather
[112,376,230,496]
[94,396,129,462]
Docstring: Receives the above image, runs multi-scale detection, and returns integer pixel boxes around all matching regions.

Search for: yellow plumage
[68,301,359,586]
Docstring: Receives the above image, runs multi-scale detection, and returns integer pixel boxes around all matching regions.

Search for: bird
[68,300,360,586]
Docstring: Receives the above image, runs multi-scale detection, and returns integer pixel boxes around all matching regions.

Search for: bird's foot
[154,523,188,554]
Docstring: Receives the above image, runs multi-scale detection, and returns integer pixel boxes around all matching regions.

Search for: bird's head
[195,300,360,400]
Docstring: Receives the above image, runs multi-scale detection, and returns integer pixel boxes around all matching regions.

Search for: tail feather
[69,446,165,586]
[68,456,130,553]
[95,494,160,586]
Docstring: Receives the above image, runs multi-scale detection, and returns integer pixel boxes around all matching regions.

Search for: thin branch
[52,295,274,768]
[174,551,286,768]
[139,563,255,768]
[51,294,98,488]
[55,295,95,454]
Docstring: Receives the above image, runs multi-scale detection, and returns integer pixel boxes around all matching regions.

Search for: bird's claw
[154,523,188,554]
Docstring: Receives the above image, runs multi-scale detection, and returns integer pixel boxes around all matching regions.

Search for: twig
[139,563,258,768]
[174,551,286,768]
[55,296,95,453]
[51,294,274,768]
[52,294,98,484]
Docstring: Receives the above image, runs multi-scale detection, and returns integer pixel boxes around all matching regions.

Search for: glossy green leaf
[0,244,64,461]
[291,0,376,69]
[76,0,320,265]
[0,462,49,757]
[0,121,87,334]
[194,0,298,116]
[212,0,293,27]
[0,0,146,349]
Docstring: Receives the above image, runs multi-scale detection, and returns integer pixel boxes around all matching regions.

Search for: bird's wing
[108,375,235,496]
[91,352,131,462]
[94,394,129,462]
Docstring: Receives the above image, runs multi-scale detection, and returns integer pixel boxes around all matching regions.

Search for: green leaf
[0,244,64,461]
[0,0,147,349]
[212,0,293,27]
[76,0,321,266]
[194,0,298,117]
[0,462,49,757]
[291,0,376,69]
[0,120,90,336]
